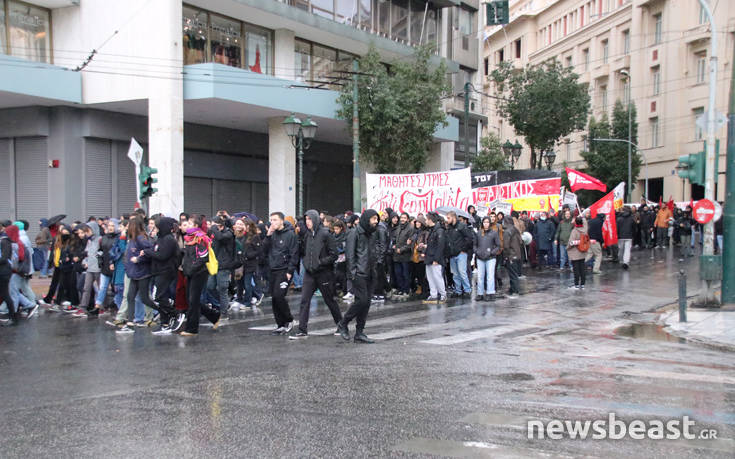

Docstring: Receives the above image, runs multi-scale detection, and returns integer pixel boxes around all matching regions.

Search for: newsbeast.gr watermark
[528,413,718,440]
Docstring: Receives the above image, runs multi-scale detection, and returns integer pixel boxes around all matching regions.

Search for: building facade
[1,0,489,235]
[483,0,732,203]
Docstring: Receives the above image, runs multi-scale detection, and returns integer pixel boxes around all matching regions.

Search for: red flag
[566,167,607,193]
[658,196,663,207]
[588,190,618,247]
[667,196,674,213]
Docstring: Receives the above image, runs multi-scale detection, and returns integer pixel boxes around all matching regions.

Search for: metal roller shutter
[85,139,112,218]
[214,179,252,216]
[15,137,48,241]
[253,182,268,222]
[184,177,213,217]
[117,141,138,216]
[0,139,11,219]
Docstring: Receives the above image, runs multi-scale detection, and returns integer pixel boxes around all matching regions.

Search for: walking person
[75,222,102,317]
[142,217,184,335]
[337,209,379,343]
[40,229,65,307]
[0,220,18,326]
[290,210,343,339]
[555,209,574,270]
[568,216,589,289]
[180,225,221,336]
[616,207,635,269]
[35,219,52,278]
[502,218,523,299]
[264,212,299,334]
[421,212,447,304]
[116,218,157,334]
[585,211,604,274]
[474,217,501,301]
[677,208,694,260]
[533,212,555,268]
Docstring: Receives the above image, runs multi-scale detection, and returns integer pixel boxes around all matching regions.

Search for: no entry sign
[693,199,716,224]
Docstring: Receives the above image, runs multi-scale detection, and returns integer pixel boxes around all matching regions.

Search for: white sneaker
[284,321,294,333]
[250,297,258,305]
[152,326,172,336]
[116,325,135,334]
[61,301,71,307]
[229,301,242,311]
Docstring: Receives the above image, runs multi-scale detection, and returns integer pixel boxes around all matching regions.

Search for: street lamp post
[543,149,557,170]
[621,69,632,202]
[592,138,649,201]
[502,139,523,169]
[283,113,318,217]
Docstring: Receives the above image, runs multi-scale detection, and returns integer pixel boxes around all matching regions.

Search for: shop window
[244,25,270,74]
[210,14,241,68]
[391,0,408,41]
[294,39,311,82]
[183,6,207,65]
[7,0,51,63]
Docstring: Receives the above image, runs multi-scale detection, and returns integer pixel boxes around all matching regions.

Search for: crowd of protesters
[0,199,713,340]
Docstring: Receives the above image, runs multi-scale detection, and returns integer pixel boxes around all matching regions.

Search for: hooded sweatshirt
[0,228,13,277]
[346,209,378,279]
[302,209,337,274]
[82,221,102,273]
[263,220,299,275]
[142,217,180,276]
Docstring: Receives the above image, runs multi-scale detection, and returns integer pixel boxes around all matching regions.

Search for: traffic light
[138,165,158,200]
[487,1,510,26]
[677,152,704,186]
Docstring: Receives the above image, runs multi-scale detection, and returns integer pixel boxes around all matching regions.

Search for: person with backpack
[0,220,18,326]
[180,225,221,336]
[568,216,590,290]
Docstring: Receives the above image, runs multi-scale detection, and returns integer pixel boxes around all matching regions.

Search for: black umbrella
[46,214,66,226]
[233,211,259,222]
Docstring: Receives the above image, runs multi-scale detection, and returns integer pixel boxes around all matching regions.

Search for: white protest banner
[366,168,472,214]
[562,188,578,209]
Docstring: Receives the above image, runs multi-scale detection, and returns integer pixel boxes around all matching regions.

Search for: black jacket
[393,221,414,263]
[446,220,473,257]
[588,215,605,244]
[373,222,389,265]
[100,231,120,277]
[346,210,378,279]
[0,234,11,277]
[302,209,337,274]
[210,226,239,271]
[264,222,299,275]
[182,241,208,277]
[424,225,446,265]
[142,217,180,276]
[616,210,635,240]
[237,235,262,273]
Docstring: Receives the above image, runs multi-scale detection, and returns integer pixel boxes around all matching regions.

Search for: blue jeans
[393,261,411,293]
[39,247,50,276]
[95,274,112,306]
[293,260,304,288]
[559,245,569,268]
[476,258,497,295]
[449,252,471,294]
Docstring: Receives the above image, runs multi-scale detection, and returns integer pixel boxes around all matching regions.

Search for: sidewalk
[659,305,735,350]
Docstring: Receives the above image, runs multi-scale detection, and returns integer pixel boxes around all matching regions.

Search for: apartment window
[696,53,706,84]
[651,117,660,147]
[653,13,662,45]
[602,39,609,64]
[515,39,521,59]
[311,0,335,20]
[498,48,504,63]
[583,48,590,70]
[622,30,630,55]
[600,85,608,112]
[455,6,475,36]
[693,108,704,141]
[652,67,660,95]
[294,39,312,81]
[566,56,573,68]
[484,57,489,76]
[3,0,52,63]
[183,5,272,73]
[580,5,585,27]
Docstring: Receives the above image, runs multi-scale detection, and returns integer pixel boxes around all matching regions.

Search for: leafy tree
[490,60,590,169]
[337,44,449,173]
[471,131,508,172]
[580,100,641,199]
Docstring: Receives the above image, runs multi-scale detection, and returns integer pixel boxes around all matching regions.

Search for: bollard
[678,269,687,322]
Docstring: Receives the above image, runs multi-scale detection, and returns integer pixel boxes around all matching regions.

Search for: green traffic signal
[138,166,159,200]
[486,0,509,26]
[677,152,704,186]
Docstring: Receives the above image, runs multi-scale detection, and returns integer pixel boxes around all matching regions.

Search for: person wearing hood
[0,220,18,326]
[371,215,389,302]
[445,211,473,298]
[331,219,349,298]
[141,217,184,334]
[502,218,523,298]
[75,221,103,317]
[36,218,53,278]
[8,222,38,317]
[533,212,556,268]
[289,210,342,339]
[616,206,635,269]
[422,212,447,303]
[568,216,589,289]
[96,219,126,318]
[392,212,414,298]
[178,226,221,336]
[207,215,239,318]
[337,209,379,343]
[263,212,299,334]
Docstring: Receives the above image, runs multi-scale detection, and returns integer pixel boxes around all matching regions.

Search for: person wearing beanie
[337,209,380,343]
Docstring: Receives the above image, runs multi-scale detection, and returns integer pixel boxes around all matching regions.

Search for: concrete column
[274,29,295,80]
[268,117,296,217]
[425,141,455,172]
[148,0,184,217]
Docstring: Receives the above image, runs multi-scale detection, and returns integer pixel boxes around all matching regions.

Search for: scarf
[184,227,211,257]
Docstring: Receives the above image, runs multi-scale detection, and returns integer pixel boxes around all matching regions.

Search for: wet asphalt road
[1,247,733,458]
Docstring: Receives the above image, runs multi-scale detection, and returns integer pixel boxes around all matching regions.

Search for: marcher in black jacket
[141,217,181,332]
[372,220,389,300]
[445,212,473,296]
[338,209,379,343]
[180,227,220,335]
[291,210,343,338]
[264,213,299,333]
[208,215,238,317]
[422,212,447,302]
[0,221,17,326]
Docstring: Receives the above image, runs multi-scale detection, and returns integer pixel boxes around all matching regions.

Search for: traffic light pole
[698,0,718,305]
[464,81,470,169]
[723,35,735,305]
[352,59,361,213]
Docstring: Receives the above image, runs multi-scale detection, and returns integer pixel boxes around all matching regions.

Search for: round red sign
[693,199,715,224]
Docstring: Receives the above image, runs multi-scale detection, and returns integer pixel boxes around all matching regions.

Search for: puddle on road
[614,323,686,343]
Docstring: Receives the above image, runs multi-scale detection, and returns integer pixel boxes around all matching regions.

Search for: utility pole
[723,31,735,305]
[464,81,471,168]
[698,0,719,306]
[352,59,361,213]
[621,69,632,201]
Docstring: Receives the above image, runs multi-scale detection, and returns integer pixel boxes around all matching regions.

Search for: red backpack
[577,233,590,252]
